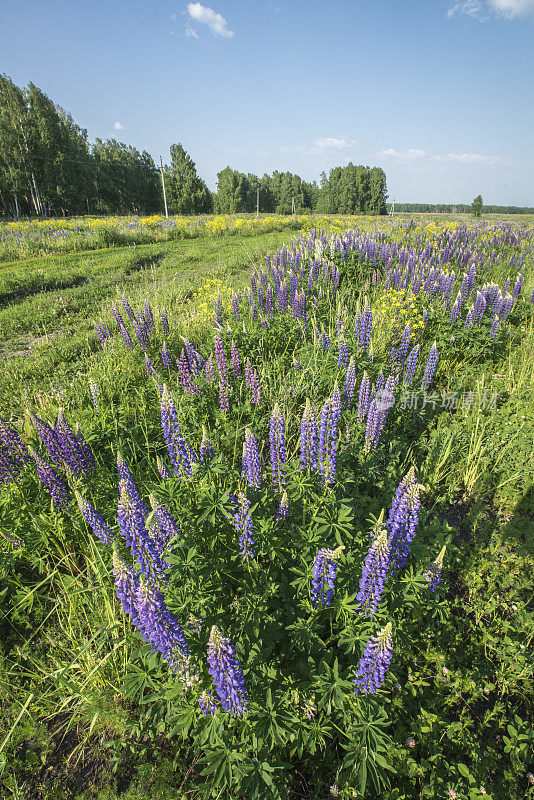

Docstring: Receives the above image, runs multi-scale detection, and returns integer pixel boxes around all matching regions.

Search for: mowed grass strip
[0,230,295,412]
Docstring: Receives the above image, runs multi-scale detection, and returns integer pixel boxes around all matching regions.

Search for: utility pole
[391,197,395,216]
[256,184,259,218]
[160,157,168,218]
[291,196,295,215]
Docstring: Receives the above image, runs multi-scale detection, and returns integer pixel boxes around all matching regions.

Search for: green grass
[0,230,297,413]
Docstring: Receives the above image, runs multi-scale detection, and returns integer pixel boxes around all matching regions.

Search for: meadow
[0,214,533,800]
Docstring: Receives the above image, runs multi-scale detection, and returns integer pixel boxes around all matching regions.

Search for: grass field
[1,214,533,800]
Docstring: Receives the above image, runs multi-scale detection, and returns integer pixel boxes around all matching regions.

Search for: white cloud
[379,148,427,160]
[113,121,125,130]
[432,152,504,164]
[314,137,358,151]
[186,3,234,37]
[447,1,485,19]
[447,0,534,18]
[185,23,199,38]
[488,0,534,16]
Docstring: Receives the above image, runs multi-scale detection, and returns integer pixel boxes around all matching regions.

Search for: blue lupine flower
[300,398,318,470]
[337,334,349,367]
[121,295,136,323]
[232,290,240,319]
[242,428,261,488]
[161,342,173,370]
[358,300,373,351]
[199,690,218,716]
[29,446,70,506]
[343,356,357,406]
[512,273,523,299]
[149,494,181,551]
[269,402,286,488]
[75,490,113,545]
[403,344,420,387]
[0,419,30,467]
[118,480,167,581]
[144,301,155,333]
[489,315,500,338]
[207,626,248,717]
[160,386,195,477]
[318,397,335,485]
[28,411,64,466]
[112,549,141,626]
[135,577,190,663]
[233,491,255,560]
[356,529,390,615]
[276,490,290,521]
[420,342,438,391]
[424,546,446,592]
[353,622,393,695]
[231,340,241,379]
[311,545,344,607]
[386,468,424,573]
[156,455,172,480]
[357,371,371,422]
[499,293,514,321]
[160,307,170,336]
[89,380,99,410]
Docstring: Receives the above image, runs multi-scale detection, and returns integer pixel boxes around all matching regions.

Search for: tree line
[0,75,387,218]
[388,202,534,215]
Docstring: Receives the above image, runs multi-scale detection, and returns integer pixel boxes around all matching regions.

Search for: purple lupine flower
[188,614,203,634]
[353,622,393,695]
[94,322,108,346]
[89,380,99,410]
[365,396,390,453]
[358,300,373,351]
[356,529,390,615]
[233,491,255,560]
[300,398,318,470]
[311,545,344,607]
[132,315,150,351]
[160,386,195,478]
[182,338,205,373]
[387,467,424,573]
[242,428,261,488]
[503,277,511,294]
[145,353,158,379]
[112,549,141,626]
[215,292,224,324]
[199,690,218,716]
[319,328,331,351]
[160,307,170,336]
[112,302,126,330]
[424,546,446,592]
[396,324,412,366]
[118,481,167,581]
[149,494,180,544]
[117,321,134,349]
[219,380,230,414]
[156,455,172,480]
[144,301,155,333]
[337,334,349,368]
[230,340,241,379]
[357,371,371,422]
[343,356,357,407]
[244,357,253,389]
[177,350,198,396]
[0,419,30,467]
[403,344,420,387]
[420,342,438,391]
[489,315,500,338]
[449,296,461,325]
[29,446,70,506]
[512,273,523,299]
[200,425,215,463]
[318,396,337,486]
[250,369,261,406]
[122,295,136,323]
[499,293,514,321]
[205,354,215,384]
[231,290,240,319]
[207,626,248,717]
[276,490,290,521]
[269,403,286,488]
[161,342,173,370]
[214,333,228,387]
[75,490,113,545]
[135,578,189,661]
[472,291,487,324]
[28,411,63,466]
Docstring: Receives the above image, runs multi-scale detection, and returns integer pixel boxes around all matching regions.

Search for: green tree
[165,144,212,215]
[471,195,483,218]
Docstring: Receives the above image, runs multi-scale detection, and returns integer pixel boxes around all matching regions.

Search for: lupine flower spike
[353,622,393,695]
[311,545,344,607]
[207,626,248,717]
[75,490,113,545]
[356,529,390,615]
[424,546,446,592]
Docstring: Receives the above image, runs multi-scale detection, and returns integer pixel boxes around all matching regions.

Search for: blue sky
[2,0,533,204]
